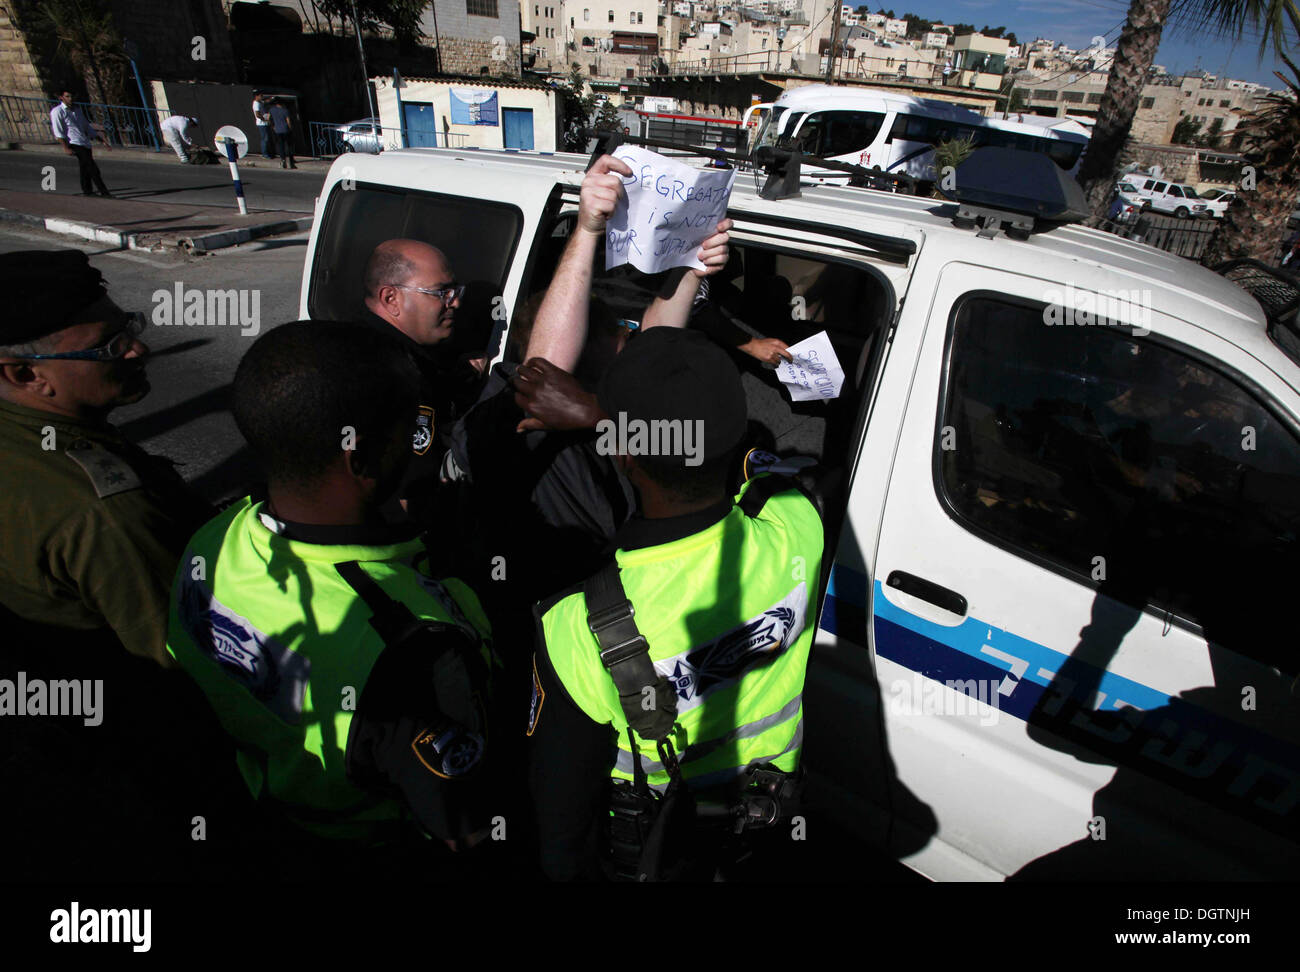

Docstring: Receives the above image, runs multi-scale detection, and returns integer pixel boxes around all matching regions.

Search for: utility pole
[824,0,841,83]
[350,0,378,124]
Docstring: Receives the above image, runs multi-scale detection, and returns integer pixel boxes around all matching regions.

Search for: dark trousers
[275,130,295,165]
[258,125,276,158]
[70,144,108,195]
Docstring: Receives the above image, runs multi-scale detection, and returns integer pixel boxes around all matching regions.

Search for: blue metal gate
[503,108,534,150]
[402,102,438,148]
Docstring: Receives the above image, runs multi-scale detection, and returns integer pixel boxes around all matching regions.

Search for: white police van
[300,141,1300,881]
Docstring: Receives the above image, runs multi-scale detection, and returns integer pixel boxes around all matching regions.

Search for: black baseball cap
[0,250,107,344]
[596,327,747,463]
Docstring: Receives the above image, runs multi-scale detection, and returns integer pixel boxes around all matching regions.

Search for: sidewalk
[0,188,314,253]
[9,141,333,172]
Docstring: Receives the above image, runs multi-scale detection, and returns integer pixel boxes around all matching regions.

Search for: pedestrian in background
[269,98,297,169]
[49,89,111,197]
[161,114,198,163]
[252,91,276,160]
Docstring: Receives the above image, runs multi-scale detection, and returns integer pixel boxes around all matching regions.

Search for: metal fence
[1,95,165,151]
[1097,210,1296,268]
[308,120,469,158]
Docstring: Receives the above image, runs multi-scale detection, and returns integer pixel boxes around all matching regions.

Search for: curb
[182,216,314,253]
[0,207,312,252]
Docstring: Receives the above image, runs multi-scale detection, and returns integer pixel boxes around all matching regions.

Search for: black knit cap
[0,249,107,344]
[597,327,747,462]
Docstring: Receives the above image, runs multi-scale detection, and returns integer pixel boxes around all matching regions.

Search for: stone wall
[0,7,46,99]
[439,37,523,76]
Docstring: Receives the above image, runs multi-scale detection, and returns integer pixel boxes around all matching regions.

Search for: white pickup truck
[300,144,1300,881]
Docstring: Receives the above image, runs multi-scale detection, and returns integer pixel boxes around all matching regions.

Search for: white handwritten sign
[605,146,736,274]
[776,331,845,402]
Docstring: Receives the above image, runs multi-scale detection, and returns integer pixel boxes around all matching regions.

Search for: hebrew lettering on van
[606,146,736,274]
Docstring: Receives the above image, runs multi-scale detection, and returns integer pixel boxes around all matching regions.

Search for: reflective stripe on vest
[542,481,823,792]
[166,497,491,839]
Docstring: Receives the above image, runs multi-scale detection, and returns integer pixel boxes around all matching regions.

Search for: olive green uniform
[0,399,211,665]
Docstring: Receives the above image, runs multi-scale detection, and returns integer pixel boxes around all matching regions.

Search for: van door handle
[885,571,968,617]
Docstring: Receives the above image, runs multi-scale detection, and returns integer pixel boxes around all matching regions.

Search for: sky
[856,0,1296,87]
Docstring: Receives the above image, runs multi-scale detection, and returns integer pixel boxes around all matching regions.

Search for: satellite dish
[214,124,248,159]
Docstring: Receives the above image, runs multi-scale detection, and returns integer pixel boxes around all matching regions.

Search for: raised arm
[525,154,633,373]
[640,217,733,332]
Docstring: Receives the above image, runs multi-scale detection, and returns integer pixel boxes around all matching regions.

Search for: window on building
[1219,99,1231,107]
[609,9,615,21]
[1140,96,1155,109]
[1061,91,1084,103]
[638,11,644,22]
[939,295,1300,666]
[1087,93,1102,104]
[535,4,539,13]
[584,7,589,19]
[1036,90,1058,101]
[630,10,635,21]
[467,0,498,16]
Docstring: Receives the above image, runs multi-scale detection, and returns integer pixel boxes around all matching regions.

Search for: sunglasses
[19,312,146,362]
[396,283,465,303]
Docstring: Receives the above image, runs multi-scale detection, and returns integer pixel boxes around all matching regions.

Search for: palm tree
[1076,0,1300,221]
[1201,54,1300,265]
[36,0,126,106]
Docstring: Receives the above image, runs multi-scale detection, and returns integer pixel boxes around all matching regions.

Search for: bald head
[363,239,460,346]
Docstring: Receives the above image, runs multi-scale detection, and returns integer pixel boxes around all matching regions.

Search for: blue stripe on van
[818,564,1300,837]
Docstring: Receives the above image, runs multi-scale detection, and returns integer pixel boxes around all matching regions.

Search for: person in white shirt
[252,93,276,160]
[49,90,111,197]
[160,114,198,163]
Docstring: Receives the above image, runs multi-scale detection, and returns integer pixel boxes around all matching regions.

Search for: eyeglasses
[396,283,465,303]
[18,312,146,362]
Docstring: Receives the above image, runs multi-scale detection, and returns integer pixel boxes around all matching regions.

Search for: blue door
[503,108,534,150]
[403,102,438,148]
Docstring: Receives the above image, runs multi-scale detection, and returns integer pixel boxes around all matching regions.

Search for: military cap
[0,249,107,344]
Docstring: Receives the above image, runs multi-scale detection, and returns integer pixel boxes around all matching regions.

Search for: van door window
[307,183,524,327]
[938,296,1300,671]
[513,225,894,465]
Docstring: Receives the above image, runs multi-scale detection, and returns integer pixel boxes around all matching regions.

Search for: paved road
[0,145,328,214]
[0,223,306,503]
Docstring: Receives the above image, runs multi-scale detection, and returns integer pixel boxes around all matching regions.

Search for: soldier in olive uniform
[0,250,247,881]
[0,250,212,665]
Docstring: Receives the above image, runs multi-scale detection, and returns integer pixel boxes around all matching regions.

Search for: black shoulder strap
[336,561,430,646]
[334,561,488,685]
[739,473,793,518]
[584,562,678,742]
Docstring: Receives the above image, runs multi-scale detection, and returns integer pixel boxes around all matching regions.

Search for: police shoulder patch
[412,406,435,456]
[64,440,142,498]
[526,654,546,737]
[411,724,484,779]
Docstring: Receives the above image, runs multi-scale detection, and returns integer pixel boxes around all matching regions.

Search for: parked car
[1108,181,1146,223]
[1197,187,1238,219]
[301,145,1300,881]
[1124,177,1209,218]
[336,117,382,154]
